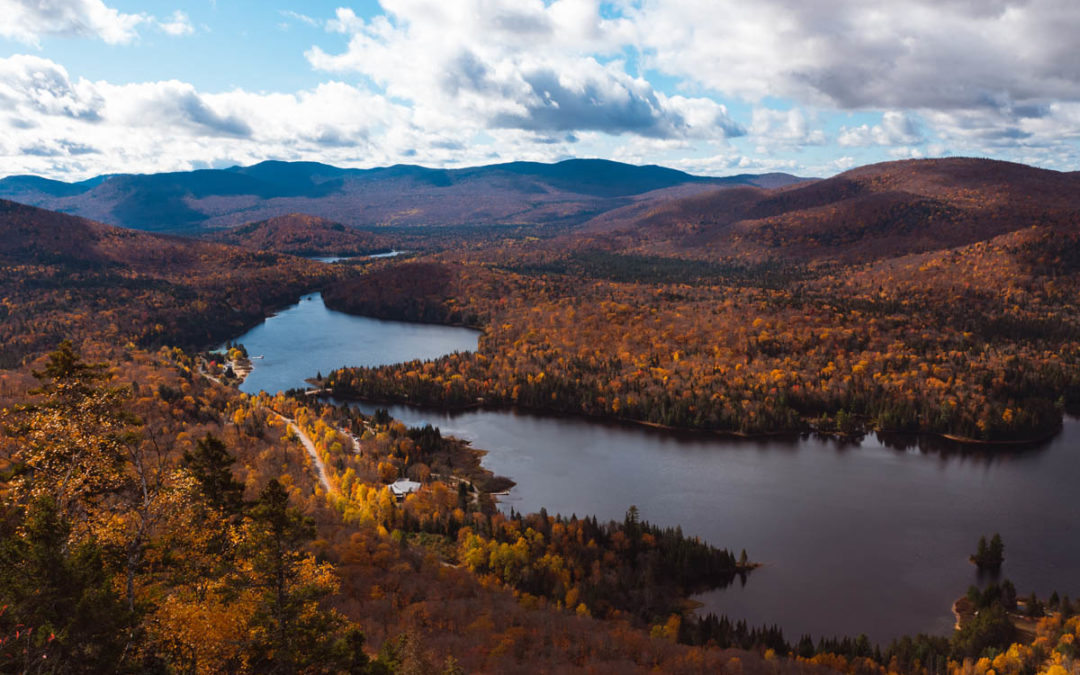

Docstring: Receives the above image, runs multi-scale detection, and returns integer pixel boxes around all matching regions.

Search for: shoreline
[320,389,1061,448]
[252,296,1062,448]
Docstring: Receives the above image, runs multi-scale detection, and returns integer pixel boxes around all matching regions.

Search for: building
[389,478,422,501]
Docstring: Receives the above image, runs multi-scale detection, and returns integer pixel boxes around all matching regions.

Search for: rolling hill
[203,213,393,256]
[584,157,1080,262]
[0,159,804,234]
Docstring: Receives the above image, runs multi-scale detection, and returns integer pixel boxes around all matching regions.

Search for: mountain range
[3,156,1077,267]
[0,159,804,234]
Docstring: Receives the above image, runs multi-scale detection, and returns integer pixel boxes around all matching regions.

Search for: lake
[232,293,479,395]
[229,293,1080,645]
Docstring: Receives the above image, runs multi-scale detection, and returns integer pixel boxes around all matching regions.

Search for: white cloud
[888,146,925,159]
[306,0,738,142]
[750,108,825,148]
[0,0,147,45]
[0,54,103,120]
[838,111,924,146]
[5,2,1080,179]
[629,0,1080,112]
[156,10,194,37]
[0,0,198,45]
[0,54,424,178]
[5,54,689,179]
[829,156,857,172]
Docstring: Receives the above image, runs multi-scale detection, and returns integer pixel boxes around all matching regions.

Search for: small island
[970,533,1005,570]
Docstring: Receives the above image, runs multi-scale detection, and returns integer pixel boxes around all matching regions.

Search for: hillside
[2,175,1078,674]
[586,157,1080,262]
[0,199,341,366]
[0,159,804,234]
[204,213,393,256]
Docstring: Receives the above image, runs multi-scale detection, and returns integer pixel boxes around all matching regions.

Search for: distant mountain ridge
[0,159,805,234]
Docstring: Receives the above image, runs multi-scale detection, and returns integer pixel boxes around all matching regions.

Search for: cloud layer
[1,0,1080,179]
[0,0,196,45]
[307,2,741,142]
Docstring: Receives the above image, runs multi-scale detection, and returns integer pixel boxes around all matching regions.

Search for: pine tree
[988,533,1005,566]
[184,433,245,516]
[970,533,1004,570]
[0,497,131,672]
[239,479,362,673]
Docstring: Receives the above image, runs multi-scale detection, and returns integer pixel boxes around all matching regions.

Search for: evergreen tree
[1025,592,1044,618]
[952,604,1017,658]
[183,433,245,516]
[0,498,131,673]
[970,533,1004,570]
[239,479,363,673]
[1001,579,1018,611]
[988,533,1005,566]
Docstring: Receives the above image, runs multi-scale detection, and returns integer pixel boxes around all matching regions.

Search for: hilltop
[0,199,340,366]
[203,213,393,256]
[321,158,1080,443]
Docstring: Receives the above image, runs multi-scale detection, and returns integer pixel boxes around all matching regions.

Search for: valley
[1,156,1078,674]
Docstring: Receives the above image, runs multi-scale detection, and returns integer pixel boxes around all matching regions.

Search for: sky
[1,0,1079,180]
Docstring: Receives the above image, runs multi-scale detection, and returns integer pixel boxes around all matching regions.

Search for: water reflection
[310,250,408,263]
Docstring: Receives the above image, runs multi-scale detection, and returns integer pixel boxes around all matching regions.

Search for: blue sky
[1,0,1079,179]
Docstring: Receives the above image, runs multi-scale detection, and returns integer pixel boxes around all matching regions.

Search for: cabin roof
[389,478,422,495]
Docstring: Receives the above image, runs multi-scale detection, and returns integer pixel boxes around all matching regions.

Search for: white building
[389,478,422,501]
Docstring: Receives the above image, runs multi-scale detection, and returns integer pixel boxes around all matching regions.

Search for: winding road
[275,413,335,495]
[197,359,336,496]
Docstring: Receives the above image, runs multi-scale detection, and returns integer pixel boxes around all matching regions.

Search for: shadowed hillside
[0,200,341,366]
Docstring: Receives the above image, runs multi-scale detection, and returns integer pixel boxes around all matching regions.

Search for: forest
[2,339,1077,674]
[0,200,345,368]
[0,341,774,673]
[204,214,394,257]
[326,223,1080,442]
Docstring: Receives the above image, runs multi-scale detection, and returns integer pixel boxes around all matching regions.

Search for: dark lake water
[232,293,479,395]
[230,294,1080,645]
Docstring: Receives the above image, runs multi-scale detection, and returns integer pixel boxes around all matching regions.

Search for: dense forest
[0,341,774,673]
[0,204,778,671]
[326,223,1080,442]
[204,213,394,257]
[584,157,1080,263]
[3,340,1077,674]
